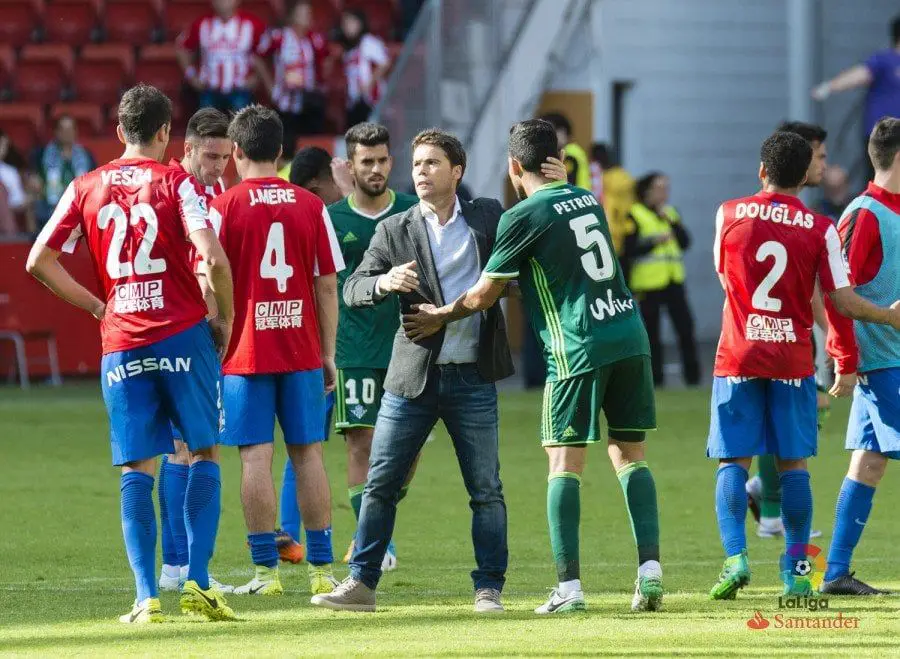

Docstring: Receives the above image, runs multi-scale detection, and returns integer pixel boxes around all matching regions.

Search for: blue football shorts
[846,368,900,459]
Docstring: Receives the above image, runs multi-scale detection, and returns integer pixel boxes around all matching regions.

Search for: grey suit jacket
[343,197,515,399]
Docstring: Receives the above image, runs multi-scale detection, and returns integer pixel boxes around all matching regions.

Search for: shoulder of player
[463,196,503,221]
[392,191,419,210]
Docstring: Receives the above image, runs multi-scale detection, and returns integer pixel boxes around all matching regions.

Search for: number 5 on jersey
[260,222,294,293]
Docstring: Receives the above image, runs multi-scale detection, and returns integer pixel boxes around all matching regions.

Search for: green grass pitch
[2,384,899,656]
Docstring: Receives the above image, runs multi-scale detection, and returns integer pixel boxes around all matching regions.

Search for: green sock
[398,485,409,503]
[348,483,365,521]
[547,472,581,582]
[758,454,781,518]
[616,461,660,565]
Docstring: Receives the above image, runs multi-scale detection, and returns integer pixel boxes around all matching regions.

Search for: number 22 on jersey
[260,222,294,293]
[97,202,166,279]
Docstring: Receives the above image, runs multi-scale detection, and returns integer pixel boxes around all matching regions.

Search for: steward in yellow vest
[623,172,700,387]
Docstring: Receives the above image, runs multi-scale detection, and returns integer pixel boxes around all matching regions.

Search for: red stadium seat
[0,1,39,47]
[163,0,209,42]
[73,44,134,106]
[43,0,98,46]
[309,0,338,35]
[242,0,277,25]
[103,0,159,45]
[345,0,396,40]
[134,45,183,101]
[50,102,103,136]
[14,45,74,104]
[0,46,14,94]
[0,103,45,153]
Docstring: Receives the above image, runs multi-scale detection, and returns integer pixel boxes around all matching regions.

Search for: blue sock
[184,460,221,590]
[715,463,748,557]
[158,455,177,566]
[248,532,279,568]
[280,459,301,542]
[780,469,813,555]
[120,471,158,602]
[305,527,333,565]
[162,458,189,566]
[825,477,875,581]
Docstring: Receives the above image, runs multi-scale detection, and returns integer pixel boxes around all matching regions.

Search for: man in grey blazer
[310,128,564,613]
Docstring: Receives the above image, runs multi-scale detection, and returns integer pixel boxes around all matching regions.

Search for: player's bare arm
[314,272,339,393]
[189,227,234,353]
[828,286,900,330]
[402,276,506,341]
[25,243,106,320]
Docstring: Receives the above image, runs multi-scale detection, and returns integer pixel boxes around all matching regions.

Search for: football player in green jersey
[329,123,421,570]
[404,119,663,613]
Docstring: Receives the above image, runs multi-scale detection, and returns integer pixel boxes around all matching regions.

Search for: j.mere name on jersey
[101,168,153,186]
[735,202,814,228]
[552,193,600,216]
[249,187,297,207]
[106,357,191,385]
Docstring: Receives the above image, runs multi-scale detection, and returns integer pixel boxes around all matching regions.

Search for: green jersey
[330,189,419,369]
[484,181,649,382]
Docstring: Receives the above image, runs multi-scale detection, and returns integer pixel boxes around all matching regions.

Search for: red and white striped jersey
[713,191,851,379]
[344,34,389,107]
[36,158,211,354]
[177,11,266,93]
[257,27,328,113]
[168,158,226,272]
[209,177,345,375]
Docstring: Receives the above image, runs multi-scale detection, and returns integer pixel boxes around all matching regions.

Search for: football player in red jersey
[26,84,237,623]
[157,107,236,594]
[209,105,345,597]
[707,130,900,601]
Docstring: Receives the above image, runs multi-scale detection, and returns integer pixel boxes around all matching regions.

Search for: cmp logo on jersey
[114,279,165,314]
[745,314,796,343]
[255,300,303,331]
[106,357,192,386]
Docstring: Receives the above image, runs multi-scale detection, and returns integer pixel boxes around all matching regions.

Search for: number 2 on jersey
[568,213,616,282]
[752,240,788,312]
[97,202,166,279]
[260,222,294,293]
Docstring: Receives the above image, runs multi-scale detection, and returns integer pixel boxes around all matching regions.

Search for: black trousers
[280,91,327,152]
[636,282,700,387]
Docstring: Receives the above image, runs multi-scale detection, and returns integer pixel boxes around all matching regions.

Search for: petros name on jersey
[105,356,192,385]
[100,168,153,186]
[734,201,815,228]
[113,279,164,314]
[249,187,297,207]
[745,314,797,343]
[552,193,601,215]
[255,299,303,330]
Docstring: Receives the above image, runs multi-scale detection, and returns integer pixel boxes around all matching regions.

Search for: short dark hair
[591,142,616,169]
[186,108,230,141]
[777,120,827,145]
[117,84,172,146]
[868,117,900,171]
[540,112,572,137]
[760,131,812,188]
[636,171,665,204]
[892,15,900,44]
[228,104,283,163]
[508,119,558,173]
[412,128,466,179]
[289,146,333,188]
[345,122,390,159]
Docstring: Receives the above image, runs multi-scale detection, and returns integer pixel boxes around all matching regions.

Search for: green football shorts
[334,367,387,433]
[541,355,657,445]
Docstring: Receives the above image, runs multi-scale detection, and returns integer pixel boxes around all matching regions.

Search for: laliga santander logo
[747,611,770,630]
[780,543,826,591]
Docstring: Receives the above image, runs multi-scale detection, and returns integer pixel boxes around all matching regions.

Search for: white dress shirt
[421,197,481,364]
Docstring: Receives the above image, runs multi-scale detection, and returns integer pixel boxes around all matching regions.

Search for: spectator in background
[541,112,590,191]
[256,0,331,153]
[177,0,266,113]
[30,115,95,230]
[0,129,30,234]
[592,142,634,254]
[287,146,355,201]
[812,15,900,181]
[394,0,425,39]
[624,172,700,388]
[339,9,391,127]
[818,165,853,221]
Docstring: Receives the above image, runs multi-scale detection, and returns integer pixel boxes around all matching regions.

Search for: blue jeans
[199,89,253,113]
[350,363,507,591]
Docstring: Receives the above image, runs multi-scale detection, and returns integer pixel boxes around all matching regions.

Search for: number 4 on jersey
[260,222,294,293]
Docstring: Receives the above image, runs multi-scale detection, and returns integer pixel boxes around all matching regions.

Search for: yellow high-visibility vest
[628,202,685,292]
[563,142,591,191]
